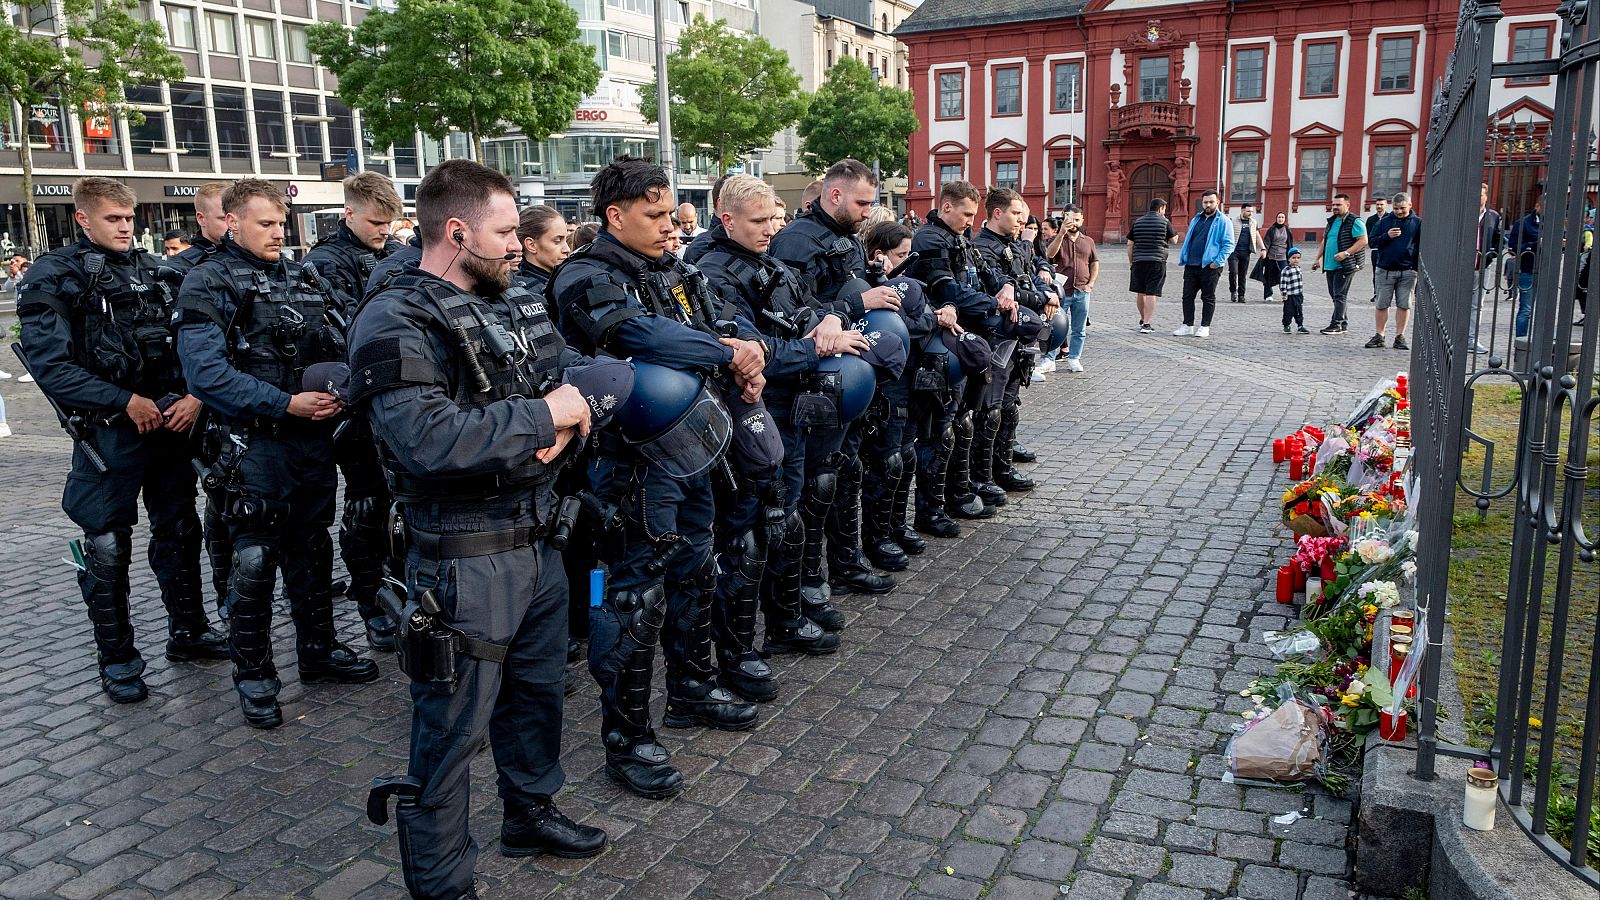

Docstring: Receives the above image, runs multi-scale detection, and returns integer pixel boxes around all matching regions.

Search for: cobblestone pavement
[0,254,1406,899]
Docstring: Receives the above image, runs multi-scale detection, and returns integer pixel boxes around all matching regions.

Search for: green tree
[0,0,184,253]
[797,57,919,177]
[309,0,600,164]
[640,15,806,174]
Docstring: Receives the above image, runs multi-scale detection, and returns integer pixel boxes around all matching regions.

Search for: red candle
[1292,565,1307,590]
[1320,557,1336,581]
[1289,455,1304,480]
[1273,439,1286,464]
[1379,707,1408,741]
[1275,566,1294,603]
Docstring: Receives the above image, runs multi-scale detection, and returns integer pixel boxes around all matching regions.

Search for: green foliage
[639,15,806,173]
[1,0,185,251]
[309,0,600,159]
[797,56,919,176]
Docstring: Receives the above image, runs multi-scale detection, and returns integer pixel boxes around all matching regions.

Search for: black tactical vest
[221,259,344,393]
[357,276,567,502]
[974,231,1039,308]
[703,244,817,339]
[573,238,721,333]
[51,246,180,393]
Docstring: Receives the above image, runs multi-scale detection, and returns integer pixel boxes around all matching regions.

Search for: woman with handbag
[1257,212,1291,301]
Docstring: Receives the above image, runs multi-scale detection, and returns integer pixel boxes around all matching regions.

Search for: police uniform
[552,231,759,798]
[769,201,894,604]
[859,274,935,570]
[175,239,379,728]
[972,227,1044,494]
[18,236,228,702]
[302,223,406,651]
[349,266,600,899]
[155,233,232,616]
[698,234,844,699]
[908,212,1000,522]
[364,234,423,306]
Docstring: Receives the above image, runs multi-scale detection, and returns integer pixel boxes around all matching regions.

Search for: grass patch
[1449,381,1597,853]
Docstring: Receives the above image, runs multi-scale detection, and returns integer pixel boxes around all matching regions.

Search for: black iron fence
[1414,0,1599,887]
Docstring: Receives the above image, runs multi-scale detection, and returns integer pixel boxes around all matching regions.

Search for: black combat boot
[150,515,231,662]
[501,797,608,859]
[82,531,148,703]
[915,428,962,538]
[970,406,1008,507]
[713,528,779,702]
[799,471,847,629]
[946,411,992,520]
[342,495,398,651]
[862,452,910,572]
[664,677,759,731]
[764,511,841,656]
[992,404,1035,493]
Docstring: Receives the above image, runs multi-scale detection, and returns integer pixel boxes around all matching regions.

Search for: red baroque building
[895,0,1559,242]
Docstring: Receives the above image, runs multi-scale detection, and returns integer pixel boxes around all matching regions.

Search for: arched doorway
[1127,164,1173,220]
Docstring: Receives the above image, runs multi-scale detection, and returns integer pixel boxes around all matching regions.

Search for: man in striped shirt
[1127,198,1177,333]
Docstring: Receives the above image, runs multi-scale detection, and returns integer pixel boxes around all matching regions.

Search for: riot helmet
[617,362,732,479]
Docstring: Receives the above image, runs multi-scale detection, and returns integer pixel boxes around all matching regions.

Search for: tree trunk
[19,141,42,256]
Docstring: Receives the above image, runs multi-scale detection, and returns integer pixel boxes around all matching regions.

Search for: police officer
[514,204,570,295]
[302,171,407,652]
[176,178,379,728]
[909,181,1014,522]
[769,159,901,607]
[155,181,233,616]
[697,176,866,699]
[860,221,944,568]
[350,160,605,899]
[552,156,768,798]
[18,176,228,703]
[972,188,1046,496]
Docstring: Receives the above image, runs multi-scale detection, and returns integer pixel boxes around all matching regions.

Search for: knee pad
[954,411,974,438]
[84,530,133,568]
[838,455,863,486]
[982,407,1002,432]
[803,472,838,517]
[342,495,385,531]
[883,450,904,481]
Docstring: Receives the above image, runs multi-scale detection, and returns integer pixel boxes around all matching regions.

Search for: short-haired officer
[176,178,379,729]
[351,160,605,900]
[972,187,1046,497]
[769,158,902,614]
[552,156,768,798]
[18,176,227,703]
[697,175,866,698]
[302,170,407,652]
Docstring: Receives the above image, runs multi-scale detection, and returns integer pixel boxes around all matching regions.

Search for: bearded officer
[350,160,605,899]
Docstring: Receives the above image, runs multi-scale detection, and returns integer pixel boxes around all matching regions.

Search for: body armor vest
[365,277,566,502]
[569,238,721,333]
[974,231,1040,309]
[222,259,344,394]
[704,245,816,339]
[55,246,180,394]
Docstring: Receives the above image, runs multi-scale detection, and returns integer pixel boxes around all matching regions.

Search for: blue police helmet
[816,352,877,422]
[1046,308,1070,355]
[860,308,912,353]
[922,331,965,386]
[616,361,733,479]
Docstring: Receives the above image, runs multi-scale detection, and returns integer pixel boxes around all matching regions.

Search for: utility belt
[217,414,332,440]
[386,464,554,504]
[403,522,546,561]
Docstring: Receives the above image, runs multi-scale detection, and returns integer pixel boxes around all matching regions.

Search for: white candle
[1305,576,1322,601]
[1464,767,1498,831]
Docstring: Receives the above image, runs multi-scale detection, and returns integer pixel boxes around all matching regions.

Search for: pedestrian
[1366,192,1420,350]
[1471,183,1501,353]
[1174,188,1234,337]
[17,176,228,704]
[1313,192,1367,335]
[1279,248,1309,334]
[675,201,705,244]
[1508,196,1541,338]
[350,159,606,896]
[1227,204,1265,302]
[1127,197,1177,333]
[162,230,190,256]
[1365,197,1390,304]
[1044,205,1095,371]
[1261,212,1290,300]
[176,178,380,728]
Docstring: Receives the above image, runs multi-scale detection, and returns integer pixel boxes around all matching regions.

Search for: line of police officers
[18,159,1063,900]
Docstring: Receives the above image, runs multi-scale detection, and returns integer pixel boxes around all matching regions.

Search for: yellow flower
[1529,717,1542,729]
[1340,693,1361,708]
[1362,604,1378,618]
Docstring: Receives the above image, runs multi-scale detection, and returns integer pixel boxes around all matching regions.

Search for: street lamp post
[654,0,673,173]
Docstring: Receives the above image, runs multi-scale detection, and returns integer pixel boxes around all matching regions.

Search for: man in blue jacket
[1174,189,1234,337]
[1366,192,1421,350]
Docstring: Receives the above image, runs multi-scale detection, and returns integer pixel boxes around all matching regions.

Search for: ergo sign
[575,109,608,122]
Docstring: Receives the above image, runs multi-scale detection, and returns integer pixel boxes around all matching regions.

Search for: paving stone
[1085,837,1164,879]
[1238,864,1300,899]
[1166,852,1237,892]
[1279,841,1349,877]
[1032,800,1098,844]
[1064,871,1134,900]
[1008,839,1079,880]
[988,875,1062,900]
